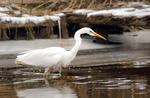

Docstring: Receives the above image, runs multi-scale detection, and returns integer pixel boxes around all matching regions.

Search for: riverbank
[0,2,150,40]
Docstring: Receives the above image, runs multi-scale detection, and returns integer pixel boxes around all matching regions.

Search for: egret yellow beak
[93,32,107,40]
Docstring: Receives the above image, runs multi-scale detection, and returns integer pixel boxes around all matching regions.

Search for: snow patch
[73,9,94,15]
[87,7,150,18]
[72,2,150,18]
[0,13,9,17]
[14,11,21,15]
[128,2,150,8]
[0,6,12,12]
[54,13,65,17]
[0,13,61,24]
[0,6,64,24]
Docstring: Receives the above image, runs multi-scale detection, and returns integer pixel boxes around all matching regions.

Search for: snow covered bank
[0,15,61,24]
[0,2,150,25]
[0,6,65,24]
[73,2,150,18]
[87,7,150,18]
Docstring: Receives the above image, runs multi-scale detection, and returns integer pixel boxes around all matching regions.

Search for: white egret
[15,27,106,77]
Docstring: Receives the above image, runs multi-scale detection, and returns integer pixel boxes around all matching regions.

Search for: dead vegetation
[1,0,150,15]
[0,0,150,40]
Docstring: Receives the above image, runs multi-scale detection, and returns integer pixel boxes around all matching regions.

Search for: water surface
[1,64,150,98]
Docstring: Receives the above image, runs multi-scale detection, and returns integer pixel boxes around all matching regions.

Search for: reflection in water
[16,77,77,98]
[17,86,77,98]
[0,85,18,98]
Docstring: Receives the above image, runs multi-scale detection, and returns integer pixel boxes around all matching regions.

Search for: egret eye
[90,31,93,33]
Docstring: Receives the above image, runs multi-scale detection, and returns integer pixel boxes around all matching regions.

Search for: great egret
[15,27,106,77]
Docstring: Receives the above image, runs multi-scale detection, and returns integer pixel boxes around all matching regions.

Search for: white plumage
[15,27,106,77]
[17,47,67,67]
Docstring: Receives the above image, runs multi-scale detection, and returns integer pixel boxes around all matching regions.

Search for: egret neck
[69,30,82,59]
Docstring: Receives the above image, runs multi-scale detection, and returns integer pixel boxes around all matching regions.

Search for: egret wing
[17,47,66,67]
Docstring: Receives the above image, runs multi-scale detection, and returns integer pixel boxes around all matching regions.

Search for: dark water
[1,64,150,98]
[0,29,150,98]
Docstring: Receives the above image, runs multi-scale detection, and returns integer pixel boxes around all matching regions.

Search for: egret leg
[59,66,62,76]
[44,78,50,86]
[69,66,71,70]
[43,67,50,78]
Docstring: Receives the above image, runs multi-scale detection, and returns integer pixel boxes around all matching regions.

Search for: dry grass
[0,0,149,15]
[0,0,44,4]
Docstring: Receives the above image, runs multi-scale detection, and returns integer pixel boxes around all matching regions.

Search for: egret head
[80,27,107,40]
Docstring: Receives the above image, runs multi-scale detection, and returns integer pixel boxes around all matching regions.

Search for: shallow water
[1,64,150,98]
[0,30,150,98]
